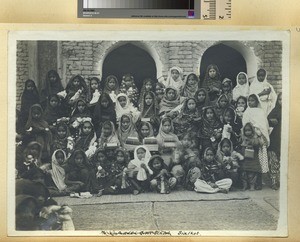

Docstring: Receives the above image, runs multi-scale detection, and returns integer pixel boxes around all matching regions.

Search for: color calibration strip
[201,0,231,19]
[83,0,194,9]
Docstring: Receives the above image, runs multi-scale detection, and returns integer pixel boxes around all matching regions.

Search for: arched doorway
[102,43,157,90]
[200,43,247,87]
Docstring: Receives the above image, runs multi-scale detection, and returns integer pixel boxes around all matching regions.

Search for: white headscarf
[131,145,153,180]
[233,72,250,101]
[50,149,67,191]
[249,69,277,115]
[115,93,140,122]
[242,94,270,146]
[162,66,184,91]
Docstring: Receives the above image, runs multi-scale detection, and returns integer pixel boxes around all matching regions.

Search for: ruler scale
[201,0,231,20]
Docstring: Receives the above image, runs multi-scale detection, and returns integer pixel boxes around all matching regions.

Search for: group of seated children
[15,65,282,200]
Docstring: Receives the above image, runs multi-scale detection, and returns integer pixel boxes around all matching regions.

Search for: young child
[65,75,88,107]
[137,121,155,143]
[240,123,264,191]
[233,72,250,101]
[159,87,181,117]
[173,97,201,139]
[221,107,243,149]
[93,92,117,136]
[214,94,231,122]
[25,104,52,163]
[87,77,102,106]
[117,114,139,148]
[197,106,222,154]
[74,119,97,152]
[155,82,165,105]
[127,146,153,193]
[194,88,211,115]
[235,96,248,121]
[267,92,282,190]
[148,155,177,193]
[48,149,84,196]
[187,147,232,194]
[156,117,180,167]
[216,138,244,187]
[221,78,233,104]
[115,93,140,123]
[201,64,222,103]
[64,149,98,193]
[103,75,119,103]
[119,74,139,107]
[17,79,40,134]
[138,78,155,105]
[139,91,159,120]
[69,99,91,133]
[249,68,277,115]
[161,66,184,93]
[97,121,120,148]
[51,122,70,155]
[40,70,64,109]
[181,73,199,98]
[43,94,63,131]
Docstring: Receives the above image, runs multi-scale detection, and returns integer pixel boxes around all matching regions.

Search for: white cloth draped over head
[161,66,184,91]
[50,149,67,191]
[115,93,140,122]
[233,72,250,101]
[249,69,277,115]
[242,94,270,146]
[130,145,153,181]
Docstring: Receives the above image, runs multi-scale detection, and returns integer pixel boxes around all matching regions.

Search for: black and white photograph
[7,30,289,236]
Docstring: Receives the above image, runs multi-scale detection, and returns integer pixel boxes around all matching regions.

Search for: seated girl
[159,87,182,117]
[233,72,250,101]
[64,149,99,193]
[214,94,231,122]
[221,78,234,104]
[160,66,184,93]
[139,91,160,134]
[25,104,52,163]
[221,107,243,149]
[47,149,84,196]
[240,123,265,191]
[235,96,248,122]
[65,75,88,108]
[93,92,117,136]
[117,114,139,148]
[74,119,97,153]
[186,147,232,193]
[127,146,153,194]
[201,64,222,103]
[115,93,140,123]
[43,94,63,131]
[137,121,155,144]
[148,155,177,194]
[138,78,155,106]
[216,138,244,187]
[194,88,211,115]
[17,79,40,134]
[156,117,180,167]
[181,73,199,98]
[51,122,70,155]
[173,97,201,139]
[103,75,119,103]
[87,77,102,106]
[69,99,91,136]
[197,106,222,154]
[120,74,139,107]
[97,121,120,149]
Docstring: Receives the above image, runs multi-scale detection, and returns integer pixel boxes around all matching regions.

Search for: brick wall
[16,40,283,109]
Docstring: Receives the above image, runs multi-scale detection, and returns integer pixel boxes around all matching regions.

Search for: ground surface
[67,187,280,231]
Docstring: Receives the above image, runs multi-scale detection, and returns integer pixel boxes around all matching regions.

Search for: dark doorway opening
[102,42,157,90]
[200,43,247,87]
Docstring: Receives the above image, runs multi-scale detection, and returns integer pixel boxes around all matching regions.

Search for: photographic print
[7,30,289,236]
